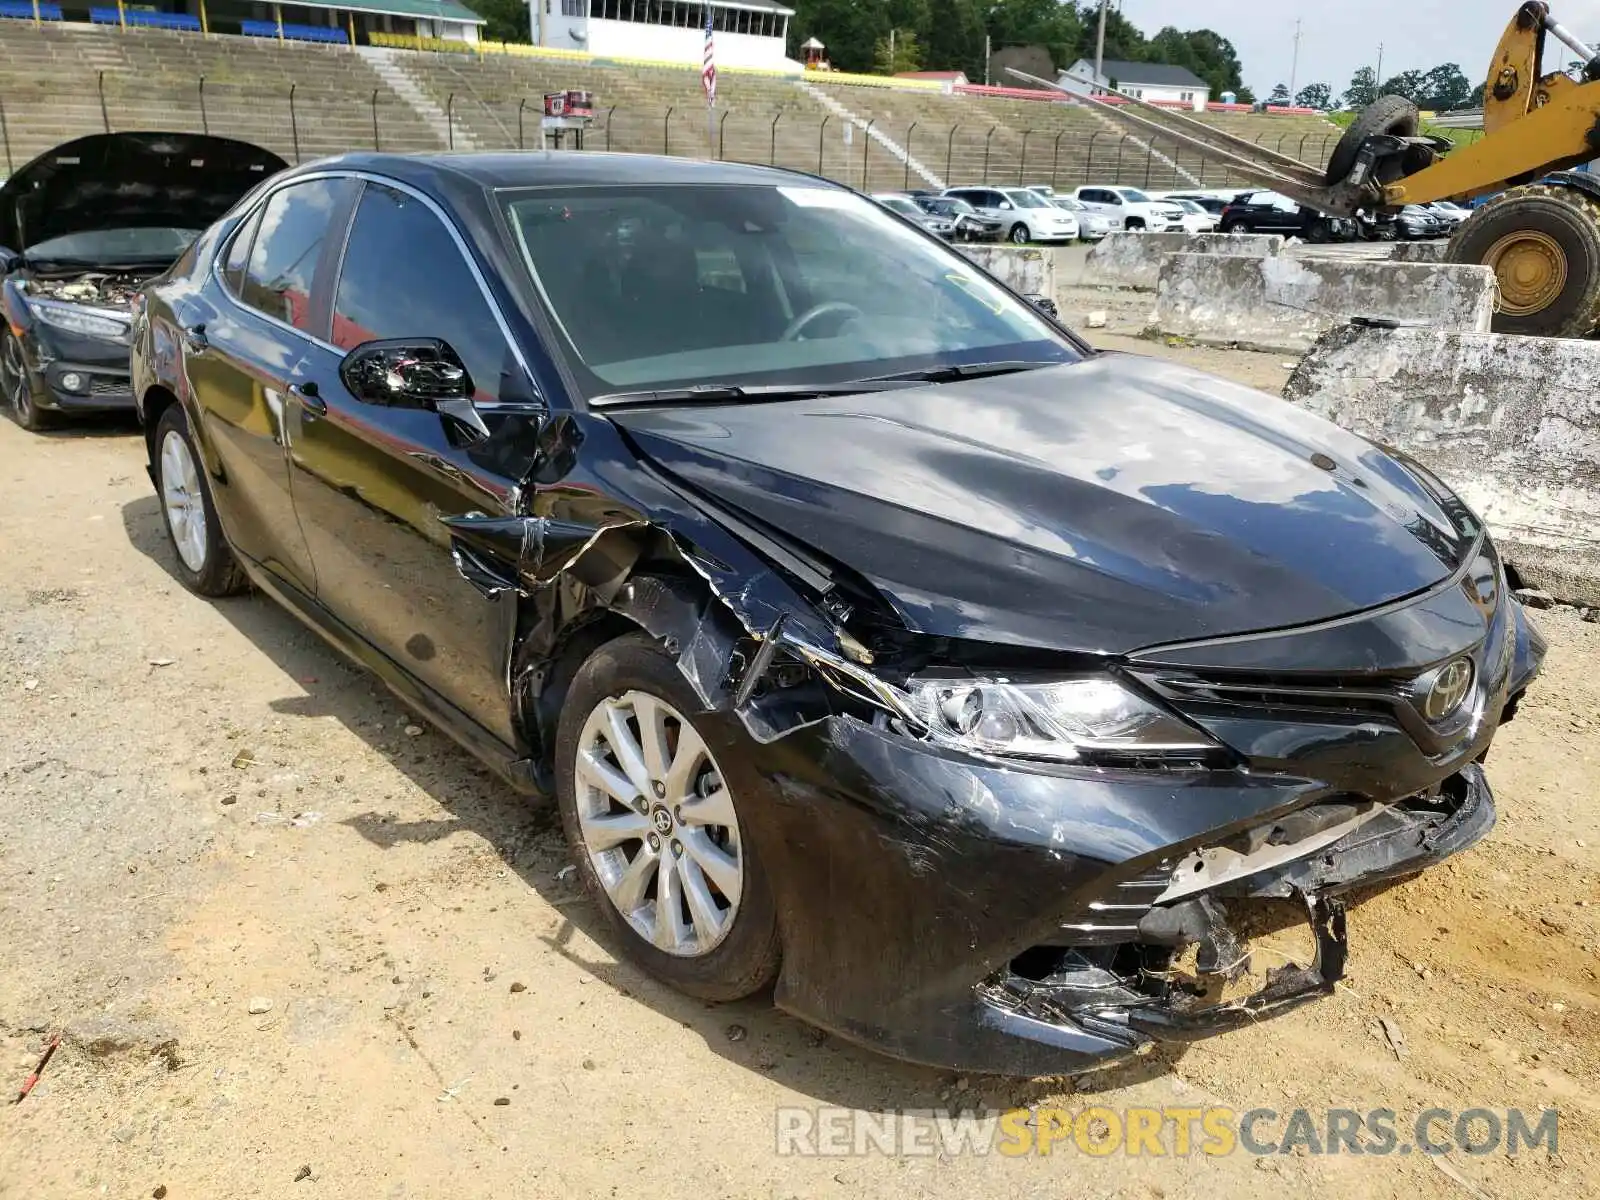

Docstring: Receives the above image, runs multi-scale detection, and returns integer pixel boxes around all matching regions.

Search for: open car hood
[0,132,287,254]
[610,354,1477,654]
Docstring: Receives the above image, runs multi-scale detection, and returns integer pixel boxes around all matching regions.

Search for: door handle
[182,323,208,352]
[289,381,326,416]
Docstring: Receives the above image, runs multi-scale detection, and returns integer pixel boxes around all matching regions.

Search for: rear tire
[1221,219,1246,233]
[153,404,249,597]
[1448,184,1600,337]
[1325,95,1419,184]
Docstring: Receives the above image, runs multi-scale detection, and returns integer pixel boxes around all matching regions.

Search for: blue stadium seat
[0,1,64,18]
[89,7,202,30]
[241,18,347,42]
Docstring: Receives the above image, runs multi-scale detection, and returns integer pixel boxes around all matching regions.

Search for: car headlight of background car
[901,674,1216,761]
[26,297,131,341]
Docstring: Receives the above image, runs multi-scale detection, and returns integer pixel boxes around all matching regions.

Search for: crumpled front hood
[0,132,287,254]
[610,353,1475,654]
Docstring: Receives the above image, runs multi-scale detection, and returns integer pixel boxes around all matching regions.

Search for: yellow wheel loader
[1010,0,1600,337]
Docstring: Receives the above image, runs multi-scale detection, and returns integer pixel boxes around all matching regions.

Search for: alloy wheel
[1,334,33,424]
[160,429,209,573]
[573,690,743,957]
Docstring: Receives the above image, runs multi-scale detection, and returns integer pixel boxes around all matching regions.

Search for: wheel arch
[140,383,182,476]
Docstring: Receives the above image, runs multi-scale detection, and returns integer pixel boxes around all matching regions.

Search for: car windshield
[1118,189,1152,203]
[1006,190,1050,209]
[501,183,1078,400]
[1054,197,1086,212]
[25,226,201,262]
[1176,200,1204,213]
[875,196,921,217]
[927,197,976,216]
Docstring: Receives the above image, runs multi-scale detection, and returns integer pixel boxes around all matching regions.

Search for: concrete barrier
[1084,231,1283,289]
[958,243,1055,300]
[1284,323,1600,604]
[1390,241,1451,263]
[1150,254,1497,352]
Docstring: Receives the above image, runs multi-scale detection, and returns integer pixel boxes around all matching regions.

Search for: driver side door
[285,179,541,746]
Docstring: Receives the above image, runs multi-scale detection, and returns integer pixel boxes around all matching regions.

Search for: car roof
[277,150,824,194]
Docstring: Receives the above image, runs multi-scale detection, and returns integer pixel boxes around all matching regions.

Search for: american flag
[701,3,717,106]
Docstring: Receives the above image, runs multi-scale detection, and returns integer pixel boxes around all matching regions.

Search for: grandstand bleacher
[0,18,1341,198]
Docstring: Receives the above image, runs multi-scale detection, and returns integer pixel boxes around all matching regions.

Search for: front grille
[89,376,130,397]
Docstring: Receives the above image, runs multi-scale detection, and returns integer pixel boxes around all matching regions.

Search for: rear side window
[221,207,262,296]
[331,181,516,404]
[240,178,351,333]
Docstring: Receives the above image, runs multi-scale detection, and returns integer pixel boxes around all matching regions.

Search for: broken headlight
[27,298,130,341]
[902,675,1216,762]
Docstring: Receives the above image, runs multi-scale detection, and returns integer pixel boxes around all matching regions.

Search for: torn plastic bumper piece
[1125,896,1347,1043]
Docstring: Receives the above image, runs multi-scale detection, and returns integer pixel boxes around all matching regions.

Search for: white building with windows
[1060,59,1210,110]
[532,0,796,71]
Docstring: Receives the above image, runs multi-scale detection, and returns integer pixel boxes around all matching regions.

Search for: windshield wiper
[861,359,1060,385]
[589,380,914,407]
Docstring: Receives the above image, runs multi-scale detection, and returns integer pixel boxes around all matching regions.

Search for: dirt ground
[2,339,1597,1198]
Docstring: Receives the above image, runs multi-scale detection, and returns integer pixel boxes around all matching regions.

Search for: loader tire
[1448,184,1600,337]
[1325,95,1420,184]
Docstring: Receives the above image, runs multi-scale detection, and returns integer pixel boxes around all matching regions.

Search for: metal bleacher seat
[88,7,201,30]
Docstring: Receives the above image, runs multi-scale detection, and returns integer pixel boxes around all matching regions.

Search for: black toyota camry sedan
[0,132,286,430]
[130,152,1544,1075]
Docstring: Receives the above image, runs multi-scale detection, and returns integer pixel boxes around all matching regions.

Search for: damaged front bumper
[751,715,1498,1075]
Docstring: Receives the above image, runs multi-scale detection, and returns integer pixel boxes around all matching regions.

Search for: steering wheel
[781,301,864,342]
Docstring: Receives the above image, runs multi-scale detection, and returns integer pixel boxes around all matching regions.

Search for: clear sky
[1113,0,1600,99]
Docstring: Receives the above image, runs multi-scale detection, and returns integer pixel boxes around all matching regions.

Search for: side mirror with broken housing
[340,337,474,409]
[340,337,489,443]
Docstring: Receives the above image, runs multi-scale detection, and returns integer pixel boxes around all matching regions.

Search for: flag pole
[704,1,716,160]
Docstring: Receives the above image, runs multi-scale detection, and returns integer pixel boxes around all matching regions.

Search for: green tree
[1234,83,1256,104]
[874,29,924,74]
[1421,62,1472,109]
[1344,66,1378,107]
[1268,82,1290,104]
[1067,1,1148,63]
[475,0,530,44]
[788,0,891,73]
[925,0,987,79]
[988,0,1081,70]
[1378,69,1427,101]
[1294,82,1332,109]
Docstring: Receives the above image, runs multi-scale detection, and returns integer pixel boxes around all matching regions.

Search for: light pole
[1094,0,1108,87]
[1289,19,1301,100]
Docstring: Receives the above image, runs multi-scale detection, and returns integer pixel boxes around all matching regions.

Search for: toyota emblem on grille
[1423,658,1475,721]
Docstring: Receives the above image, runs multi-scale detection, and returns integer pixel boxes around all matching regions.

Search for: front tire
[1,330,52,432]
[1448,184,1600,337]
[1008,222,1030,244]
[555,631,781,1002]
[153,404,248,597]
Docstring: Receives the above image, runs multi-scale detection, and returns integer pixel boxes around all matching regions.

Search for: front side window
[332,182,518,404]
[241,178,350,332]
[501,183,1078,399]
[1117,188,1151,203]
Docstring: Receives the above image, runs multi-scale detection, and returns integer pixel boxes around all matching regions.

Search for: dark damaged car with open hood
[0,132,286,430]
[129,152,1545,1074]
